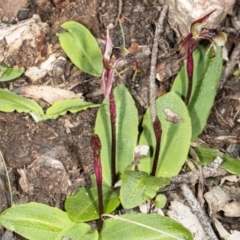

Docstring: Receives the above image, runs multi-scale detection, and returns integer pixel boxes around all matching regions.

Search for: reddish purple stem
[109,90,117,187]
[91,135,104,232]
[185,40,195,105]
[151,117,162,176]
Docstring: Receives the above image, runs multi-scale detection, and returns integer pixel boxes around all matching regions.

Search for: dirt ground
[0,0,240,239]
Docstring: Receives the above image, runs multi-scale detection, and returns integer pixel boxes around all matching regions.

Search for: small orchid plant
[0,11,231,240]
[101,26,138,99]
[100,26,139,189]
[179,10,226,104]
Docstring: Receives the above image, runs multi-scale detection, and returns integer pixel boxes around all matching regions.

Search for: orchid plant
[1,13,239,240]
[179,10,226,104]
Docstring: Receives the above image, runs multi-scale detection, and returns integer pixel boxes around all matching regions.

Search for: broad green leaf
[57,21,103,76]
[194,146,240,175]
[0,64,24,81]
[0,88,44,121]
[56,223,98,240]
[172,44,223,141]
[44,98,101,119]
[95,84,138,185]
[0,202,72,240]
[139,92,192,178]
[156,92,191,177]
[65,181,120,222]
[120,171,170,209]
[99,214,193,240]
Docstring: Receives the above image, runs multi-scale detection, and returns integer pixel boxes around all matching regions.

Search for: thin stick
[181,184,218,240]
[114,0,123,27]
[149,5,168,122]
[189,147,204,207]
[0,151,13,206]
[159,156,225,192]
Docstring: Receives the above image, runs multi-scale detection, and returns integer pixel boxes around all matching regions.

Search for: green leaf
[193,146,240,175]
[44,98,101,119]
[156,92,192,177]
[99,214,193,240]
[57,21,103,76]
[221,155,240,176]
[139,92,192,178]
[120,171,170,209]
[155,194,167,209]
[193,146,220,165]
[0,64,24,81]
[56,223,98,240]
[0,202,72,240]
[95,84,139,185]
[172,44,223,141]
[138,108,155,174]
[0,88,44,121]
[65,181,120,222]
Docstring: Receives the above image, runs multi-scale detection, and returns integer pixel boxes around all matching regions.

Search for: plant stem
[109,90,117,187]
[90,135,104,232]
[119,19,126,49]
[185,42,194,105]
[151,117,162,176]
[96,181,104,232]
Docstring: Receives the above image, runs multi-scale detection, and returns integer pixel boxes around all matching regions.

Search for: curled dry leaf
[167,200,206,240]
[204,186,231,214]
[214,218,240,240]
[222,201,240,217]
[14,85,82,105]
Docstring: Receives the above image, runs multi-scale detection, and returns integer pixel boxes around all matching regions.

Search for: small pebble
[17,9,29,21]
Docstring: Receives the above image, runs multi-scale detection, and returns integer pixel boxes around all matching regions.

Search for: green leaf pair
[65,178,120,222]
[0,202,193,240]
[0,89,100,121]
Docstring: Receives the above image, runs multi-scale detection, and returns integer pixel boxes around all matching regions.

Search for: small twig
[159,156,225,192]
[181,184,218,240]
[149,5,168,122]
[219,41,240,88]
[189,147,204,207]
[0,151,12,207]
[114,0,123,27]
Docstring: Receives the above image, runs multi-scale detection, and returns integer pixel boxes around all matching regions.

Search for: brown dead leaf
[14,85,83,105]
[128,42,141,54]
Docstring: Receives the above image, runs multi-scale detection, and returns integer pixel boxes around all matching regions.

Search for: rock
[167,0,235,37]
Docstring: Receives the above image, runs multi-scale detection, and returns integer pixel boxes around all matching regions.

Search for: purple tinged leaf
[190,10,216,37]
[101,26,115,98]
[186,39,195,80]
[179,33,193,53]
[101,27,139,98]
[103,27,114,70]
